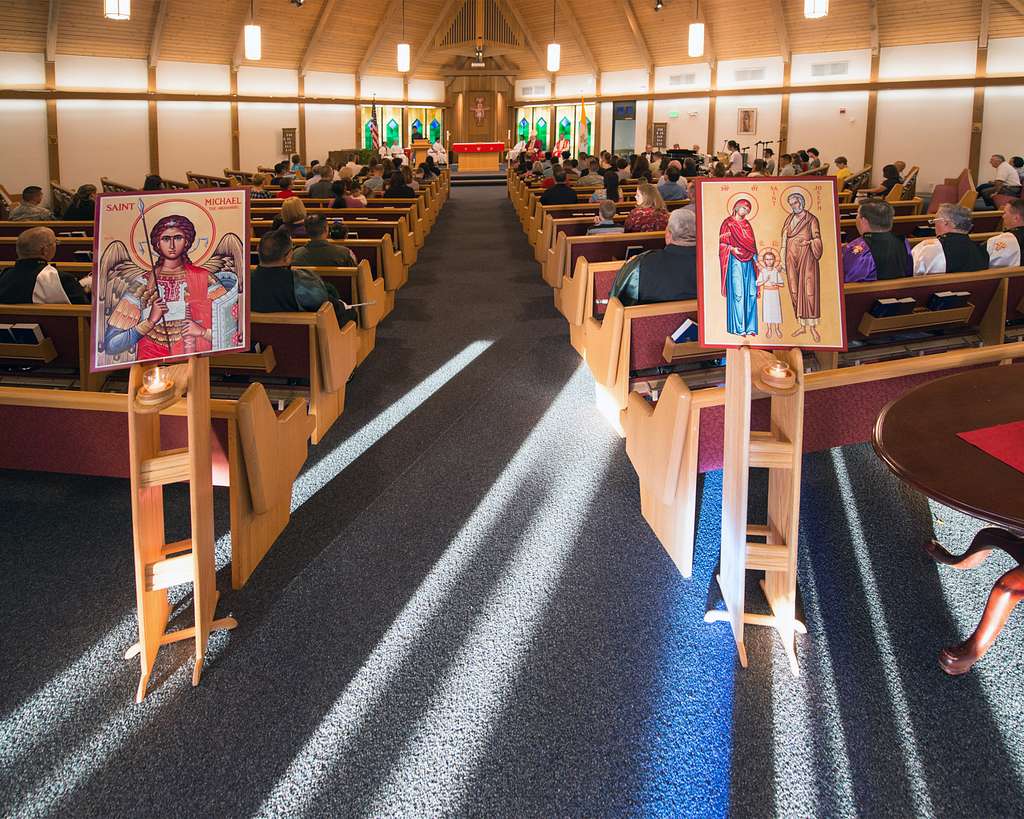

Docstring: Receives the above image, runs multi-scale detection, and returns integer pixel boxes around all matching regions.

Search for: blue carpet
[1,187,1022,817]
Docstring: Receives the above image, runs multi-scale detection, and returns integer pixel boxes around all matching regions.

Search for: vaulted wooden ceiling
[0,0,1022,81]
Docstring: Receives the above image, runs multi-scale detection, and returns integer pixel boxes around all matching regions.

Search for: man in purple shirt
[842,198,912,282]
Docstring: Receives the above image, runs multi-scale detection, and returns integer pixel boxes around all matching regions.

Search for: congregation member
[807,148,821,170]
[364,164,385,194]
[624,183,669,233]
[893,160,907,181]
[590,170,623,203]
[270,162,293,185]
[10,186,53,221]
[539,169,577,205]
[62,185,97,221]
[796,150,810,171]
[251,229,346,320]
[289,154,306,175]
[344,178,368,207]
[0,226,88,304]
[615,157,630,181]
[911,203,989,274]
[779,154,798,176]
[747,159,768,178]
[841,198,913,281]
[305,162,323,186]
[384,171,415,199]
[978,154,1022,208]
[608,208,698,306]
[631,156,654,182]
[307,166,335,199]
[833,157,853,191]
[275,178,297,199]
[249,174,273,199]
[401,165,419,192]
[292,215,357,268]
[986,198,1024,267]
[1013,156,1024,185]
[419,157,440,179]
[143,174,164,190]
[578,160,603,187]
[657,166,687,200]
[587,200,624,235]
[271,197,308,237]
[726,141,743,175]
[860,164,901,198]
[539,165,559,189]
[763,148,776,175]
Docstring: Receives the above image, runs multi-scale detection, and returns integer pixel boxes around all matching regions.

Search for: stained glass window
[535,117,547,146]
[385,118,400,146]
[364,120,374,150]
[429,118,441,142]
[411,118,423,137]
[518,117,530,141]
[558,116,572,141]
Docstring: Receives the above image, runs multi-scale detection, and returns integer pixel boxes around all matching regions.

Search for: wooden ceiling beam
[1003,0,1024,15]
[300,0,340,75]
[149,0,169,69]
[46,0,60,63]
[979,0,992,49]
[358,0,404,77]
[560,0,601,79]
[615,0,653,73]
[501,0,553,81]
[410,0,465,77]
[768,0,790,63]
[868,0,880,56]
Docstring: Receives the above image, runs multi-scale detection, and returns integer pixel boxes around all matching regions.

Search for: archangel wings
[201,232,245,293]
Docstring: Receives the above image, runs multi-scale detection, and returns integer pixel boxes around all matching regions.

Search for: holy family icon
[696,177,846,351]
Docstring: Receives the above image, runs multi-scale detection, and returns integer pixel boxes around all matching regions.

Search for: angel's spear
[137,197,173,355]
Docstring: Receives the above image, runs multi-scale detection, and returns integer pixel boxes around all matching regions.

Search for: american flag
[369,98,381,152]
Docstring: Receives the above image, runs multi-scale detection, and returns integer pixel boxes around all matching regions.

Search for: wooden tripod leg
[940,564,1024,675]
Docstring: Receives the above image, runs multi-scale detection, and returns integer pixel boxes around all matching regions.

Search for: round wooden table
[873,363,1024,674]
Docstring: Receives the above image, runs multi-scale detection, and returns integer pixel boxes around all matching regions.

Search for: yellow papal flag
[578,98,589,153]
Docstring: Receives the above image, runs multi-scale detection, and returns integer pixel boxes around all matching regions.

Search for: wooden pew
[929,168,978,213]
[838,199,920,217]
[0,302,104,390]
[187,171,233,188]
[0,379,316,588]
[251,200,427,248]
[840,210,1002,241]
[543,231,667,298]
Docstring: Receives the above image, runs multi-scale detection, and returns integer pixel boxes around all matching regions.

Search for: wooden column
[230,69,241,170]
[645,66,655,149]
[298,75,307,162]
[863,52,880,171]
[706,64,718,156]
[354,76,362,149]
[148,66,160,175]
[593,74,602,153]
[778,61,791,159]
[44,61,60,185]
[969,31,989,179]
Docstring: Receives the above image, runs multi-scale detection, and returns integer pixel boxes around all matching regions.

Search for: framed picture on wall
[737,108,757,136]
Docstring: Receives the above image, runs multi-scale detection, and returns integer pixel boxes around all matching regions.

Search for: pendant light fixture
[804,0,828,18]
[547,0,560,73]
[244,0,262,61]
[397,0,411,72]
[688,0,705,58]
[103,0,131,20]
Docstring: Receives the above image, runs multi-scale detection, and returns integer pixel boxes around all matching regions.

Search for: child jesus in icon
[755,249,784,340]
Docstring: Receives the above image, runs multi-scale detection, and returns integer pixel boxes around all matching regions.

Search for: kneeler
[125,357,237,703]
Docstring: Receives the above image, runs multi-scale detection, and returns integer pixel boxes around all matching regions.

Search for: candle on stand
[140,365,174,402]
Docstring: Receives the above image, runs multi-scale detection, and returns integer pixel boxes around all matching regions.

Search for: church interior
[2,0,1024,815]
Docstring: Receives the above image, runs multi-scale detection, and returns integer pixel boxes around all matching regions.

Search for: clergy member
[911,203,989,275]
[987,198,1024,267]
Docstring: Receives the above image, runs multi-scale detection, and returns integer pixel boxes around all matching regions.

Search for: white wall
[515,77,551,100]
[237,102,300,168]
[790,49,872,85]
[305,104,357,162]
[55,55,147,90]
[157,102,232,180]
[714,94,782,156]
[0,101,49,193]
[56,100,150,188]
[156,61,231,94]
[716,57,785,90]
[360,75,403,99]
[304,71,356,97]
[407,78,445,102]
[654,63,712,93]
[987,37,1024,75]
[652,98,709,152]
[878,42,976,79]
[873,88,973,191]
[634,99,649,150]
[787,91,869,171]
[980,87,1024,180]
[0,51,46,88]
[555,74,596,97]
[598,102,612,152]
[600,69,649,95]
[237,66,298,96]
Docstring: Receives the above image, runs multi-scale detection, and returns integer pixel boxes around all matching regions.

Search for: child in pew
[251,228,357,328]
[0,227,89,304]
[587,200,625,235]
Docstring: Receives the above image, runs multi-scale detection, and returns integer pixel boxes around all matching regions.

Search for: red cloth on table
[957,420,1024,474]
[451,143,505,153]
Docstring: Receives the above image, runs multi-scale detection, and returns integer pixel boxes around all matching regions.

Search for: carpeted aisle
[2,186,1023,817]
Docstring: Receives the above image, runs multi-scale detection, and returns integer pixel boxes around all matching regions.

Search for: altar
[452,142,504,172]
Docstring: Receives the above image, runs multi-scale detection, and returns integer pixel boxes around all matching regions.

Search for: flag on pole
[578,98,589,154]
[369,97,381,152]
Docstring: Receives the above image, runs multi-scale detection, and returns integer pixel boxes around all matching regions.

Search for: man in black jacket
[0,227,88,304]
[539,169,577,206]
[608,208,698,305]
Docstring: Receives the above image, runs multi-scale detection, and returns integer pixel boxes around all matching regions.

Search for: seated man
[912,203,990,275]
[577,159,604,187]
[10,186,53,222]
[306,166,335,199]
[842,198,912,281]
[657,166,687,201]
[587,200,624,235]
[428,140,448,166]
[539,169,577,205]
[0,226,88,304]
[986,197,1024,268]
[251,228,355,325]
[363,164,385,194]
[292,215,357,268]
[608,207,698,306]
[978,154,1022,208]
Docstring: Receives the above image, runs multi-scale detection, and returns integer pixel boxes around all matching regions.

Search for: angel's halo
[127,196,218,268]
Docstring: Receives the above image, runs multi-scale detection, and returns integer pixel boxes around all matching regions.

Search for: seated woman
[624,183,669,233]
[402,165,420,192]
[384,171,415,199]
[143,174,163,191]
[589,170,623,204]
[420,156,440,179]
[271,197,308,237]
[859,164,901,198]
[631,156,653,182]
[63,184,97,220]
[249,173,274,199]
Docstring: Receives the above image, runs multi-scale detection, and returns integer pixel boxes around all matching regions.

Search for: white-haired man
[608,208,699,305]
[912,203,989,275]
